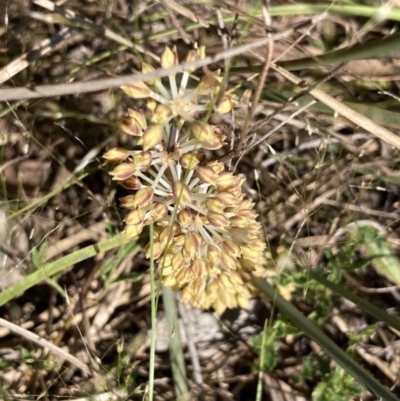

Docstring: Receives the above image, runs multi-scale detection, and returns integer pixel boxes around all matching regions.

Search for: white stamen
[155,81,171,100]
[169,75,178,98]
[179,71,189,96]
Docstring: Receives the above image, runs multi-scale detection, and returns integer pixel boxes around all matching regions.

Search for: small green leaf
[31,241,49,269]
[359,226,400,285]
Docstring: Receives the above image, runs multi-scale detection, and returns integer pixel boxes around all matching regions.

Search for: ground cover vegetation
[1,1,400,400]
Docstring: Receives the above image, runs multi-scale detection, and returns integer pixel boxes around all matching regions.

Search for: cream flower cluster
[104,46,267,314]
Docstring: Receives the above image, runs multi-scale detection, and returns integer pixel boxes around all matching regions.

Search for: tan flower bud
[173,181,191,207]
[146,98,157,113]
[161,46,179,69]
[176,266,192,286]
[110,162,136,180]
[159,224,181,247]
[191,258,206,277]
[177,208,193,229]
[217,94,237,114]
[151,202,168,221]
[191,277,206,294]
[151,104,174,124]
[230,214,249,228]
[128,108,147,130]
[240,88,252,105]
[191,121,223,150]
[207,161,225,174]
[215,171,237,189]
[237,294,250,310]
[132,151,152,171]
[161,265,174,277]
[238,209,257,221]
[219,273,234,289]
[227,271,244,287]
[125,208,146,225]
[222,240,241,259]
[215,191,239,206]
[145,241,163,259]
[185,44,205,72]
[132,187,154,208]
[213,297,227,315]
[141,124,164,151]
[103,147,129,163]
[207,245,221,265]
[160,254,173,269]
[141,62,160,86]
[163,273,177,287]
[125,222,144,238]
[121,81,151,99]
[207,212,228,228]
[206,263,220,277]
[221,253,237,270]
[172,234,185,249]
[241,246,260,261]
[179,152,200,169]
[119,194,137,209]
[121,115,143,136]
[172,251,185,271]
[121,175,142,190]
[184,232,201,258]
[247,240,265,252]
[205,197,225,213]
[196,74,220,96]
[237,199,254,211]
[196,165,217,184]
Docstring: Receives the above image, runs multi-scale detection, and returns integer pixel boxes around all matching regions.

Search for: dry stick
[0,16,323,101]
[0,317,92,376]
[239,3,273,145]
[273,64,400,151]
[0,27,74,85]
[230,3,273,170]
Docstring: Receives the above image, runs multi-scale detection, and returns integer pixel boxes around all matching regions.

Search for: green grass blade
[252,276,400,401]
[148,224,156,401]
[162,286,189,401]
[279,32,400,71]
[310,271,400,332]
[268,4,400,20]
[0,234,131,307]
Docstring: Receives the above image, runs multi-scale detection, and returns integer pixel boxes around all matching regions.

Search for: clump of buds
[104,46,268,314]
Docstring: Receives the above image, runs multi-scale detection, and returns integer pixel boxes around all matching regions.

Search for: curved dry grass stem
[0,317,92,376]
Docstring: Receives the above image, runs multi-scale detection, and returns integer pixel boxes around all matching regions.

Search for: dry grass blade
[273,64,400,151]
[0,27,74,84]
[0,317,92,376]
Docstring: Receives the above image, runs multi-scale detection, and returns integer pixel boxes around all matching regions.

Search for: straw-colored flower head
[104,45,267,314]
[111,151,267,313]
